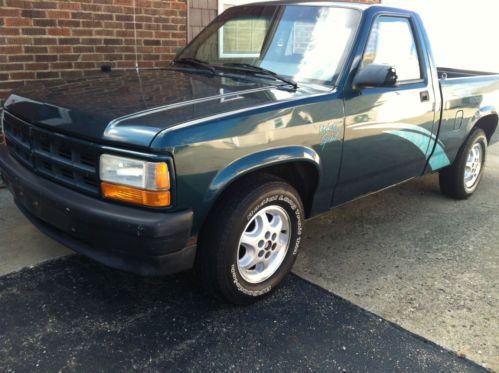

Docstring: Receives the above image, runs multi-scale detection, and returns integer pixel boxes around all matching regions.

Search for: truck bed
[437,67,498,79]
[435,67,499,165]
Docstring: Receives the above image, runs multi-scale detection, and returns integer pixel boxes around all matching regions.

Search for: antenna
[133,0,139,72]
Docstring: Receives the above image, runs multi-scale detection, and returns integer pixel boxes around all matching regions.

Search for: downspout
[133,0,139,72]
[187,0,191,43]
[132,0,147,108]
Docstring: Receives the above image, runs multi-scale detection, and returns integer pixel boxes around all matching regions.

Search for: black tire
[195,174,304,305]
[439,128,487,199]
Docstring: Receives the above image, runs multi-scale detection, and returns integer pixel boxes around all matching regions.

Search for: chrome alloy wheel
[237,205,291,284]
[464,143,483,189]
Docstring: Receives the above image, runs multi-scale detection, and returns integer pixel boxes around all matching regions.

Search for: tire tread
[439,128,487,199]
[195,173,302,304]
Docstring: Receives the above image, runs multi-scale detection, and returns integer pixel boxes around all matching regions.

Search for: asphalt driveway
[0,256,485,372]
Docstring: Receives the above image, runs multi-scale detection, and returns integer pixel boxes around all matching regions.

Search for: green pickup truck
[1,2,498,304]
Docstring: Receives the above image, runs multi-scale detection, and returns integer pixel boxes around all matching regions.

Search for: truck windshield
[176,5,361,86]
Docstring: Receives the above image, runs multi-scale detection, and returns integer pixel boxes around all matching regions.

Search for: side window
[362,16,422,82]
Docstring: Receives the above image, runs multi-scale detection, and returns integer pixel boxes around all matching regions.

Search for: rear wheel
[439,128,487,199]
[195,174,304,305]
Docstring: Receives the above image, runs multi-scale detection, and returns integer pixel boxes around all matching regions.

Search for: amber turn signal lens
[155,162,170,189]
[101,182,170,207]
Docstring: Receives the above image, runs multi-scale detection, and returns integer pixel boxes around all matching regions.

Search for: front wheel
[439,128,487,199]
[195,175,304,305]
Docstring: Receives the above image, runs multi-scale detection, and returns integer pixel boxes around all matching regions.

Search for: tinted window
[362,16,422,82]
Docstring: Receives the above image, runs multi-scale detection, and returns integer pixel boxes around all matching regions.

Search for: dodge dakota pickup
[1,1,498,304]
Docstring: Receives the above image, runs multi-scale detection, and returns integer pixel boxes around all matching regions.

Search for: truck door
[334,15,437,205]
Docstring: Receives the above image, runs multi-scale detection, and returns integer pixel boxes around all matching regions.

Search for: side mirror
[352,64,398,89]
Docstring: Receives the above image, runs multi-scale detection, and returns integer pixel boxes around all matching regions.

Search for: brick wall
[0,0,188,103]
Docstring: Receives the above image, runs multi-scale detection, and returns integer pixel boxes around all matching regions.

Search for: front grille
[3,111,101,195]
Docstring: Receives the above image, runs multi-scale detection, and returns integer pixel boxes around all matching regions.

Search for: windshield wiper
[174,57,217,74]
[222,62,298,89]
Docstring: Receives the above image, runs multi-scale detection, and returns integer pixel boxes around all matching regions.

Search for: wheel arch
[196,146,321,233]
[472,111,498,143]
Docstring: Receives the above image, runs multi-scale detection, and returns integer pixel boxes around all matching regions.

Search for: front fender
[201,145,321,220]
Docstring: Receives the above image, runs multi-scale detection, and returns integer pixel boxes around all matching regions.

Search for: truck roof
[236,1,378,11]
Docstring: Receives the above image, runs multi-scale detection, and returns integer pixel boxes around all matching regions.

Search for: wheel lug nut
[265,252,271,259]
[258,250,264,257]
[258,240,264,248]
[271,233,277,241]
[265,231,270,239]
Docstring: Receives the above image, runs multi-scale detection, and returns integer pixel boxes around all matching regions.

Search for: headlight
[99,154,171,207]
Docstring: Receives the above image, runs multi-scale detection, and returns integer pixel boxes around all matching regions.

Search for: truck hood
[4,69,305,148]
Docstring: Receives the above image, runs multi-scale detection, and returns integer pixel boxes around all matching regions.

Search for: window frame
[360,14,426,87]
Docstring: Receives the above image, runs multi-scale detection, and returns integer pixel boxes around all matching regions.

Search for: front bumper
[0,145,195,276]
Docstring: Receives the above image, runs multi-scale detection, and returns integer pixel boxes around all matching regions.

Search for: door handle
[420,90,430,102]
